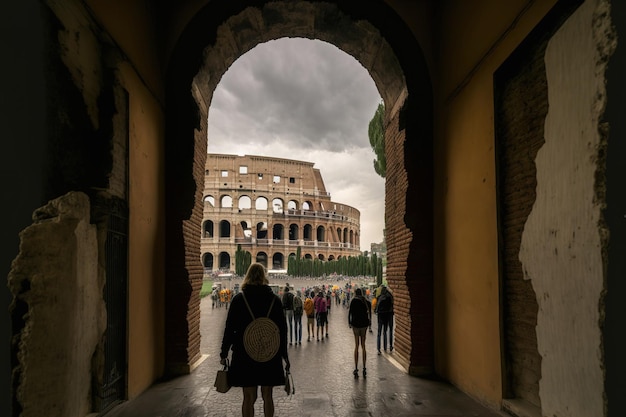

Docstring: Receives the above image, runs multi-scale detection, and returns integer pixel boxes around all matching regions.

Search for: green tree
[235,245,251,276]
[368,103,385,178]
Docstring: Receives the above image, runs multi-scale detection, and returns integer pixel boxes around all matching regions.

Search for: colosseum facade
[201,153,361,274]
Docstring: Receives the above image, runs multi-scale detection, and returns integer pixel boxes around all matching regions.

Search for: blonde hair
[241,263,268,289]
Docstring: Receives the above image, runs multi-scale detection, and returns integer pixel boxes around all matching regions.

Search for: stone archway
[164,0,433,376]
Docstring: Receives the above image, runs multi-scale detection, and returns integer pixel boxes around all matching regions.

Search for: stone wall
[8,192,105,417]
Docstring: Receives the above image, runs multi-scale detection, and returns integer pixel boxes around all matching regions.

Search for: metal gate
[96,198,128,413]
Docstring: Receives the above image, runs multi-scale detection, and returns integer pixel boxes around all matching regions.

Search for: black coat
[220,285,288,387]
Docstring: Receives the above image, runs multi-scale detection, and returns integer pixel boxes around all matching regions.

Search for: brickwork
[494,15,556,407]
[384,104,413,371]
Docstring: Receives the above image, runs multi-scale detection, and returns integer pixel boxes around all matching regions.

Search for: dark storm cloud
[207,38,385,249]
[210,38,381,152]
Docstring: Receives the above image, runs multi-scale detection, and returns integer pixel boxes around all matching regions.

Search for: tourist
[348,287,371,378]
[219,263,290,417]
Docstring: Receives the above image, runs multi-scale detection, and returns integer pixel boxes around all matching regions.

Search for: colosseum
[201,153,362,274]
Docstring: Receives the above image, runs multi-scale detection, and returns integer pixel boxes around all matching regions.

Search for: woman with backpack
[219,263,290,417]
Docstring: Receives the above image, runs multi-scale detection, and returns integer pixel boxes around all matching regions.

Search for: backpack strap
[266,297,276,318]
[241,292,256,320]
[241,291,276,320]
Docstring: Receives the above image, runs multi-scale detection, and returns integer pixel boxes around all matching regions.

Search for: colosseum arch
[272,198,284,213]
[220,195,232,208]
[289,224,299,241]
[255,196,268,210]
[238,195,252,209]
[166,0,433,376]
[202,220,213,238]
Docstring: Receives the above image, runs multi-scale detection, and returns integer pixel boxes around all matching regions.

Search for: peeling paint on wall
[519,1,614,416]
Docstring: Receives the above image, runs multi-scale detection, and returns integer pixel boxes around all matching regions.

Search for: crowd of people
[216,265,394,417]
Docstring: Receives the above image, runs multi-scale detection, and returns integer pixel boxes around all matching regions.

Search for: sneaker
[363,368,367,378]
[390,346,394,352]
[326,333,329,338]
[377,350,381,355]
[353,369,359,378]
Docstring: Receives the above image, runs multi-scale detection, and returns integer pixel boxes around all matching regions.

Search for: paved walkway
[105,283,508,417]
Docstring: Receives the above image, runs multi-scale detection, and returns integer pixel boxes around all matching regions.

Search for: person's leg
[353,331,359,377]
[382,317,388,351]
[360,334,367,376]
[295,315,302,343]
[242,386,258,417]
[377,317,383,354]
[316,316,320,341]
[325,314,329,338]
[260,386,274,417]
[286,310,294,344]
[389,314,394,351]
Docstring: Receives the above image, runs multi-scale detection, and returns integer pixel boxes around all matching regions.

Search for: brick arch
[165,0,433,376]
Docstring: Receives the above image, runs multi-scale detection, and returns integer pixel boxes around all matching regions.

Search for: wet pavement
[104,279,508,417]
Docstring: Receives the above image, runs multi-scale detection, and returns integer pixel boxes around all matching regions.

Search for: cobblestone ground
[105,279,507,417]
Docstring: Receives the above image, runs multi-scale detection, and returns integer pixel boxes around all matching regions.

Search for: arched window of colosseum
[336,227,342,242]
[256,222,268,239]
[256,252,268,268]
[255,196,268,210]
[303,224,313,241]
[343,228,348,243]
[289,224,299,241]
[221,195,233,208]
[203,195,215,207]
[273,224,284,240]
[328,255,335,261]
[303,201,313,211]
[272,198,283,213]
[202,253,214,270]
[318,254,325,261]
[218,252,230,269]
[304,253,313,260]
[219,220,231,238]
[317,226,325,242]
[272,253,284,269]
[288,252,296,259]
[238,195,251,210]
[203,220,214,238]
[240,221,252,238]
[287,200,298,211]
[350,230,354,245]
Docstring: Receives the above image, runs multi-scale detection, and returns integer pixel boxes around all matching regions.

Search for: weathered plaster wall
[518,1,612,415]
[433,0,558,406]
[8,192,105,417]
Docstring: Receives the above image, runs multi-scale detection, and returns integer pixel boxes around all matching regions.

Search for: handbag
[284,370,295,396]
[214,359,231,393]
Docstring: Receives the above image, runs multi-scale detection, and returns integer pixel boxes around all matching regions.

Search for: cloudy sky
[207,37,385,250]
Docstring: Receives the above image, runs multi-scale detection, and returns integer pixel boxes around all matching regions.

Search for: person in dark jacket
[348,287,371,378]
[375,286,394,354]
[220,263,290,417]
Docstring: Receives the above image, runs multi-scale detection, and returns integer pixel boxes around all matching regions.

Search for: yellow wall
[432,0,558,406]
[120,62,166,399]
[82,1,167,399]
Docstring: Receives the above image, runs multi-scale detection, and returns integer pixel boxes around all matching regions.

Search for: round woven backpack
[241,293,280,362]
